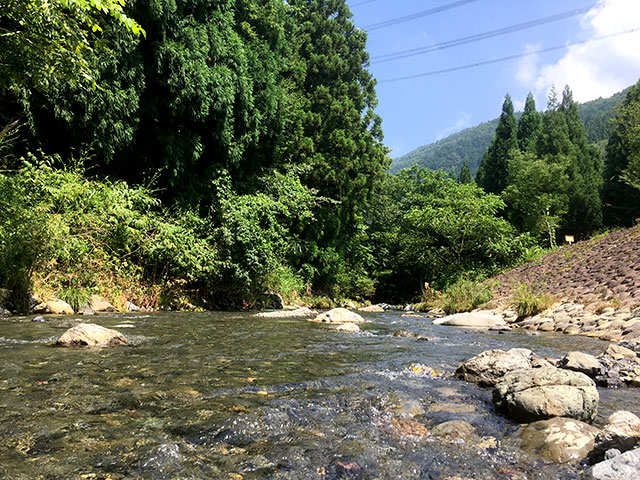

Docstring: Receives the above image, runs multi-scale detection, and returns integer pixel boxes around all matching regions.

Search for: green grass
[510,283,554,318]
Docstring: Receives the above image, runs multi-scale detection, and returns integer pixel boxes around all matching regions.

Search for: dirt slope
[492,226,640,308]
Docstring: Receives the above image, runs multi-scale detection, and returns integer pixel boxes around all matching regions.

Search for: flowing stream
[1,311,638,479]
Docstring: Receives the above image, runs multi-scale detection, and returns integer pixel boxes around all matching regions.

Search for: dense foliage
[1,0,639,311]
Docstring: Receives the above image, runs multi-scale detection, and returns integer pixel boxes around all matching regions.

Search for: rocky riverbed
[2,310,640,478]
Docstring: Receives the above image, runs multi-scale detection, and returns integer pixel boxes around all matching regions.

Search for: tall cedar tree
[476,94,517,194]
[603,77,640,225]
[517,92,542,153]
[559,86,603,235]
[284,0,389,293]
[458,160,473,184]
[536,86,603,237]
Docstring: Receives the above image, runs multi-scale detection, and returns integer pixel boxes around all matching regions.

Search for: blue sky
[346,0,640,158]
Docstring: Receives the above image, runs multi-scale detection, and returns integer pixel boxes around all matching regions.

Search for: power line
[372,4,596,64]
[351,0,379,7]
[378,27,640,84]
[363,0,481,31]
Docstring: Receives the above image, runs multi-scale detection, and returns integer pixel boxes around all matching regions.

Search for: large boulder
[433,311,505,328]
[309,308,364,324]
[493,366,599,423]
[582,446,640,480]
[590,411,640,462]
[455,348,533,387]
[57,323,130,347]
[558,352,603,378]
[47,298,75,315]
[519,417,599,463]
[89,295,118,313]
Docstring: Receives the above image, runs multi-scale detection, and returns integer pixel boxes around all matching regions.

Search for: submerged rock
[309,308,364,324]
[431,420,476,443]
[433,311,506,328]
[455,348,533,387]
[56,323,130,347]
[255,307,317,318]
[392,329,432,341]
[31,316,46,323]
[519,417,599,463]
[335,322,360,333]
[493,366,598,423]
[582,446,640,479]
[590,411,640,462]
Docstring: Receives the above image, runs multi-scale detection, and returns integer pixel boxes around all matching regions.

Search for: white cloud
[515,43,541,86]
[518,0,640,103]
[435,112,473,140]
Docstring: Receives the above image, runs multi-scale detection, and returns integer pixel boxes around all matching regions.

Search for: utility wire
[363,0,481,31]
[378,27,640,84]
[351,0,379,7]
[372,4,596,64]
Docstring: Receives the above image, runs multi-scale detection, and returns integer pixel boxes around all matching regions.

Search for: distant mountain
[390,87,630,175]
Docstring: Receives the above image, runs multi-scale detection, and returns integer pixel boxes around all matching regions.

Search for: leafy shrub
[510,283,554,318]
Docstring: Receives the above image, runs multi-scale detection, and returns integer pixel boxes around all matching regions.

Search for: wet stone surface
[1,311,639,479]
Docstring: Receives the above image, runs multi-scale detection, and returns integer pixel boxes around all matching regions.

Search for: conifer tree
[477,94,517,194]
[559,86,603,235]
[517,92,542,153]
[603,77,640,225]
[458,160,473,184]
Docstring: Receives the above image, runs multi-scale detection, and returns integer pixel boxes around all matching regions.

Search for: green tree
[282,0,389,295]
[603,77,640,225]
[559,85,603,235]
[503,149,569,247]
[458,160,473,184]
[367,168,535,301]
[517,92,542,153]
[0,0,144,92]
[477,94,518,194]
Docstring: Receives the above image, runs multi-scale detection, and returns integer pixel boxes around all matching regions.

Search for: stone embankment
[492,226,640,307]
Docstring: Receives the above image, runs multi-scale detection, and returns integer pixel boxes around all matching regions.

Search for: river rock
[47,298,75,315]
[493,366,599,423]
[358,305,385,313]
[256,307,317,318]
[605,344,637,360]
[0,305,10,317]
[455,348,533,387]
[392,329,432,341]
[310,308,364,324]
[89,295,118,313]
[126,301,140,312]
[335,322,360,333]
[77,304,96,315]
[31,316,46,322]
[590,411,640,462]
[519,417,599,463]
[558,352,603,378]
[433,311,505,328]
[582,446,640,480]
[56,323,130,347]
[431,420,476,443]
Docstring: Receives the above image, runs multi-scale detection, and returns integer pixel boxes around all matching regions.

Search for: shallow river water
[1,311,638,479]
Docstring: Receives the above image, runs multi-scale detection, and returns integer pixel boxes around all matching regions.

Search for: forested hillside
[391,88,629,175]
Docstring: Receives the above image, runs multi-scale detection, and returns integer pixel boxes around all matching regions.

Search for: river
[1,311,637,479]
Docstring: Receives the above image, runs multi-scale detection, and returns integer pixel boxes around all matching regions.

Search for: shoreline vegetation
[1,1,640,326]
